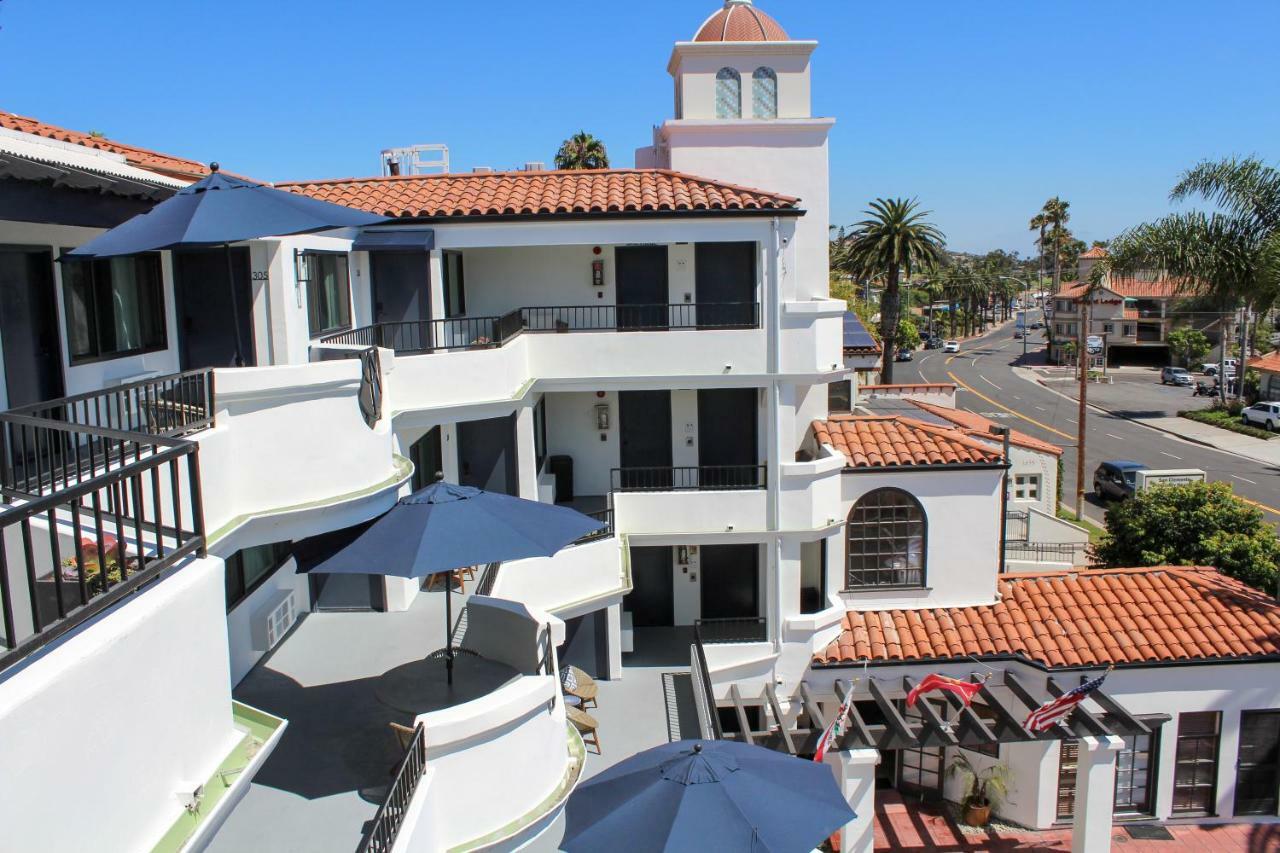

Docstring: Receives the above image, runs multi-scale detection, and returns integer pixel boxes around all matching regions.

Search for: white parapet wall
[0,555,242,853]
[490,536,625,619]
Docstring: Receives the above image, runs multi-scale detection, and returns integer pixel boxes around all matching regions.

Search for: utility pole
[1075,290,1090,520]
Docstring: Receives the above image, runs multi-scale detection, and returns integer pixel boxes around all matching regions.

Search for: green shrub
[1180,409,1274,440]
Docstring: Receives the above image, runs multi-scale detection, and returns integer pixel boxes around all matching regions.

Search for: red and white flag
[906,673,985,708]
[813,691,855,763]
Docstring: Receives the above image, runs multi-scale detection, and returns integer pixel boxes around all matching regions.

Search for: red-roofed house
[1250,350,1280,399]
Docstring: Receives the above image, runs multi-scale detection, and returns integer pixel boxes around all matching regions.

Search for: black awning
[352,228,435,252]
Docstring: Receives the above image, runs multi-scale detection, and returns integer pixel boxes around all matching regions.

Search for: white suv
[1241,402,1280,431]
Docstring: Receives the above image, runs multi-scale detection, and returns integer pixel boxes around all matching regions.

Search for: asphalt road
[898,313,1280,529]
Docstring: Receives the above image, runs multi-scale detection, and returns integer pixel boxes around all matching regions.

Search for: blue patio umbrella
[64,165,384,364]
[562,739,855,853]
[298,480,605,683]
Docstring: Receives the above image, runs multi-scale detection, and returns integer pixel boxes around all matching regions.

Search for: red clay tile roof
[0,109,209,181]
[813,415,1004,469]
[1248,351,1280,374]
[1080,246,1109,260]
[694,1,790,42]
[907,400,1063,457]
[278,169,799,220]
[1055,277,1194,300]
[815,566,1280,669]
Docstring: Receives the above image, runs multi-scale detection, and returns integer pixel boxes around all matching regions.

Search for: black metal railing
[1004,510,1029,542]
[317,303,761,356]
[695,616,768,644]
[610,465,767,493]
[359,722,427,853]
[573,508,614,545]
[0,421,206,672]
[1,369,214,499]
[475,561,502,597]
[690,625,723,740]
[1006,541,1092,565]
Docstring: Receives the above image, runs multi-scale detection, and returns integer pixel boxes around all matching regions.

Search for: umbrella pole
[224,242,245,367]
[445,574,454,685]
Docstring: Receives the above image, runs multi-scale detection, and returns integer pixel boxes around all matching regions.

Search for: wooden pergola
[712,670,1154,755]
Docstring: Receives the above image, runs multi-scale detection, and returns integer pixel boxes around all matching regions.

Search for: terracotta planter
[962,801,991,827]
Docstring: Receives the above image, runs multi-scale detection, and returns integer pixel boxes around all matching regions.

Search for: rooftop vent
[472,166,494,174]
[381,144,449,177]
[523,161,546,172]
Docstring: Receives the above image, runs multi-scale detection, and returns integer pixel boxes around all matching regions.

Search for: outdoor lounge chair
[389,722,418,753]
[561,665,598,709]
[566,706,601,754]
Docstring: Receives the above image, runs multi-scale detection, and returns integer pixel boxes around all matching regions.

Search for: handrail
[358,722,427,853]
[610,465,767,493]
[572,508,614,545]
[1006,541,1092,564]
[695,616,768,644]
[691,625,723,740]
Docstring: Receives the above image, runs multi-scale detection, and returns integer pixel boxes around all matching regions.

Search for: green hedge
[1179,408,1275,440]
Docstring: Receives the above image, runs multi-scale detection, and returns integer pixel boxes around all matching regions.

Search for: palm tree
[554,131,610,170]
[1028,212,1049,289]
[842,199,946,383]
[1040,197,1071,292]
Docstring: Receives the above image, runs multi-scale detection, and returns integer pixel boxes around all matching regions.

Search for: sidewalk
[1016,366,1280,466]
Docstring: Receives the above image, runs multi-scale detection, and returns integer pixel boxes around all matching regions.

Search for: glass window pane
[62,260,97,359]
[752,67,777,119]
[716,68,742,119]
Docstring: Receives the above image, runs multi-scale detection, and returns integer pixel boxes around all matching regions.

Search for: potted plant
[947,753,1011,827]
[59,535,130,594]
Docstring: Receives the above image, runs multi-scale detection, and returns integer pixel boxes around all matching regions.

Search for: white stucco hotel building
[0,2,1277,851]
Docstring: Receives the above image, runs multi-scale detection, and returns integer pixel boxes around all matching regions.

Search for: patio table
[375,653,521,715]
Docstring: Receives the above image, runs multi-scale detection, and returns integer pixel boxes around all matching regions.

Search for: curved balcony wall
[778,444,845,532]
[489,535,625,619]
[613,489,768,537]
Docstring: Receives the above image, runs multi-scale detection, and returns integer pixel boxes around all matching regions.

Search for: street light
[994,274,1034,360]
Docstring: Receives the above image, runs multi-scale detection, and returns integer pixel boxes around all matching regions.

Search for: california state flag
[813,691,855,763]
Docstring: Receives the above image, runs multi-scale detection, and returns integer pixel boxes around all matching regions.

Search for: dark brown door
[615,246,668,330]
[173,247,254,369]
[699,544,759,621]
[372,252,431,351]
[1172,711,1220,815]
[1236,710,1280,816]
[898,700,944,801]
[625,546,673,627]
[695,242,756,328]
[0,247,63,408]
[697,388,758,488]
[618,390,672,490]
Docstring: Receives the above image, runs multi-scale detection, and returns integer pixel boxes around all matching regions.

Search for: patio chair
[389,722,418,753]
[566,706,601,755]
[561,665,598,709]
[423,568,468,592]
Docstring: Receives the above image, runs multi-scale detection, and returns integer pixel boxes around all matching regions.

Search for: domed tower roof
[693,0,790,42]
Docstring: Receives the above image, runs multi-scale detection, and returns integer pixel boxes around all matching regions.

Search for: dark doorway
[409,426,444,491]
[699,544,759,620]
[309,573,385,612]
[0,247,63,408]
[173,247,255,369]
[457,415,518,496]
[372,252,431,351]
[619,390,672,489]
[1236,710,1280,816]
[615,245,668,330]
[697,388,758,488]
[1172,711,1220,815]
[898,700,945,801]
[695,242,756,328]
[442,251,465,318]
[625,546,674,627]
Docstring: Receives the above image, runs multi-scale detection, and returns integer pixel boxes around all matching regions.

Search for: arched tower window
[752,67,778,119]
[716,68,742,119]
[846,488,926,589]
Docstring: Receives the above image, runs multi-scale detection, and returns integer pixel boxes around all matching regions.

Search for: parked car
[1202,358,1239,377]
[943,340,960,353]
[1160,366,1193,386]
[895,348,914,362]
[1093,460,1149,501]
[1241,402,1280,431]
[924,336,943,349]
[1030,321,1044,329]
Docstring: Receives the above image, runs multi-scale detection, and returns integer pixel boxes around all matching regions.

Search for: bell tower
[638,0,834,300]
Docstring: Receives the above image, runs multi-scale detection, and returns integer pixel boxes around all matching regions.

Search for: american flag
[1024,671,1108,733]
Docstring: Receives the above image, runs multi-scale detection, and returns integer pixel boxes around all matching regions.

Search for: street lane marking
[1239,494,1280,518]
[1105,433,1125,440]
[1233,475,1258,485]
[980,376,1001,390]
[946,371,1075,440]
[1160,452,1182,460]
[1034,405,1047,411]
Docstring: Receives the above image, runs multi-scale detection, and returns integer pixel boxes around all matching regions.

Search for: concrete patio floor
[208,580,469,853]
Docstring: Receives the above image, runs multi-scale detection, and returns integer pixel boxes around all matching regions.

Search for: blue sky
[3,0,1278,254]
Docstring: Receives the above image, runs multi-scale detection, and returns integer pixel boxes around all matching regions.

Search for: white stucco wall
[0,555,239,853]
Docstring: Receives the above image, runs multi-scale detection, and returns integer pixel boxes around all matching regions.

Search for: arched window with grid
[845,488,927,588]
[752,67,778,119]
[716,68,742,119]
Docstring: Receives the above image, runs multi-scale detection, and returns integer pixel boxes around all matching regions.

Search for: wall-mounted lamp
[293,249,310,309]
[595,403,610,431]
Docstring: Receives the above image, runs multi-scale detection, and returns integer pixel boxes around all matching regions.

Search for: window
[1172,711,1220,815]
[225,540,292,610]
[1013,474,1041,502]
[533,396,548,473]
[800,538,827,614]
[443,250,466,317]
[752,67,777,118]
[845,488,926,589]
[828,380,852,412]
[1102,323,1114,334]
[62,254,166,363]
[1123,324,1135,337]
[303,252,351,336]
[1114,729,1159,815]
[716,68,742,119]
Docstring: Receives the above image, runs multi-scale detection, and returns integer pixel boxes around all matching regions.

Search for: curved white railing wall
[490,536,624,617]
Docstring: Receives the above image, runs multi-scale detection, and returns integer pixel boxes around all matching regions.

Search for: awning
[352,228,435,252]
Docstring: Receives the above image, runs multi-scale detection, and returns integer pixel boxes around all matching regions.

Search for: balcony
[610,464,767,493]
